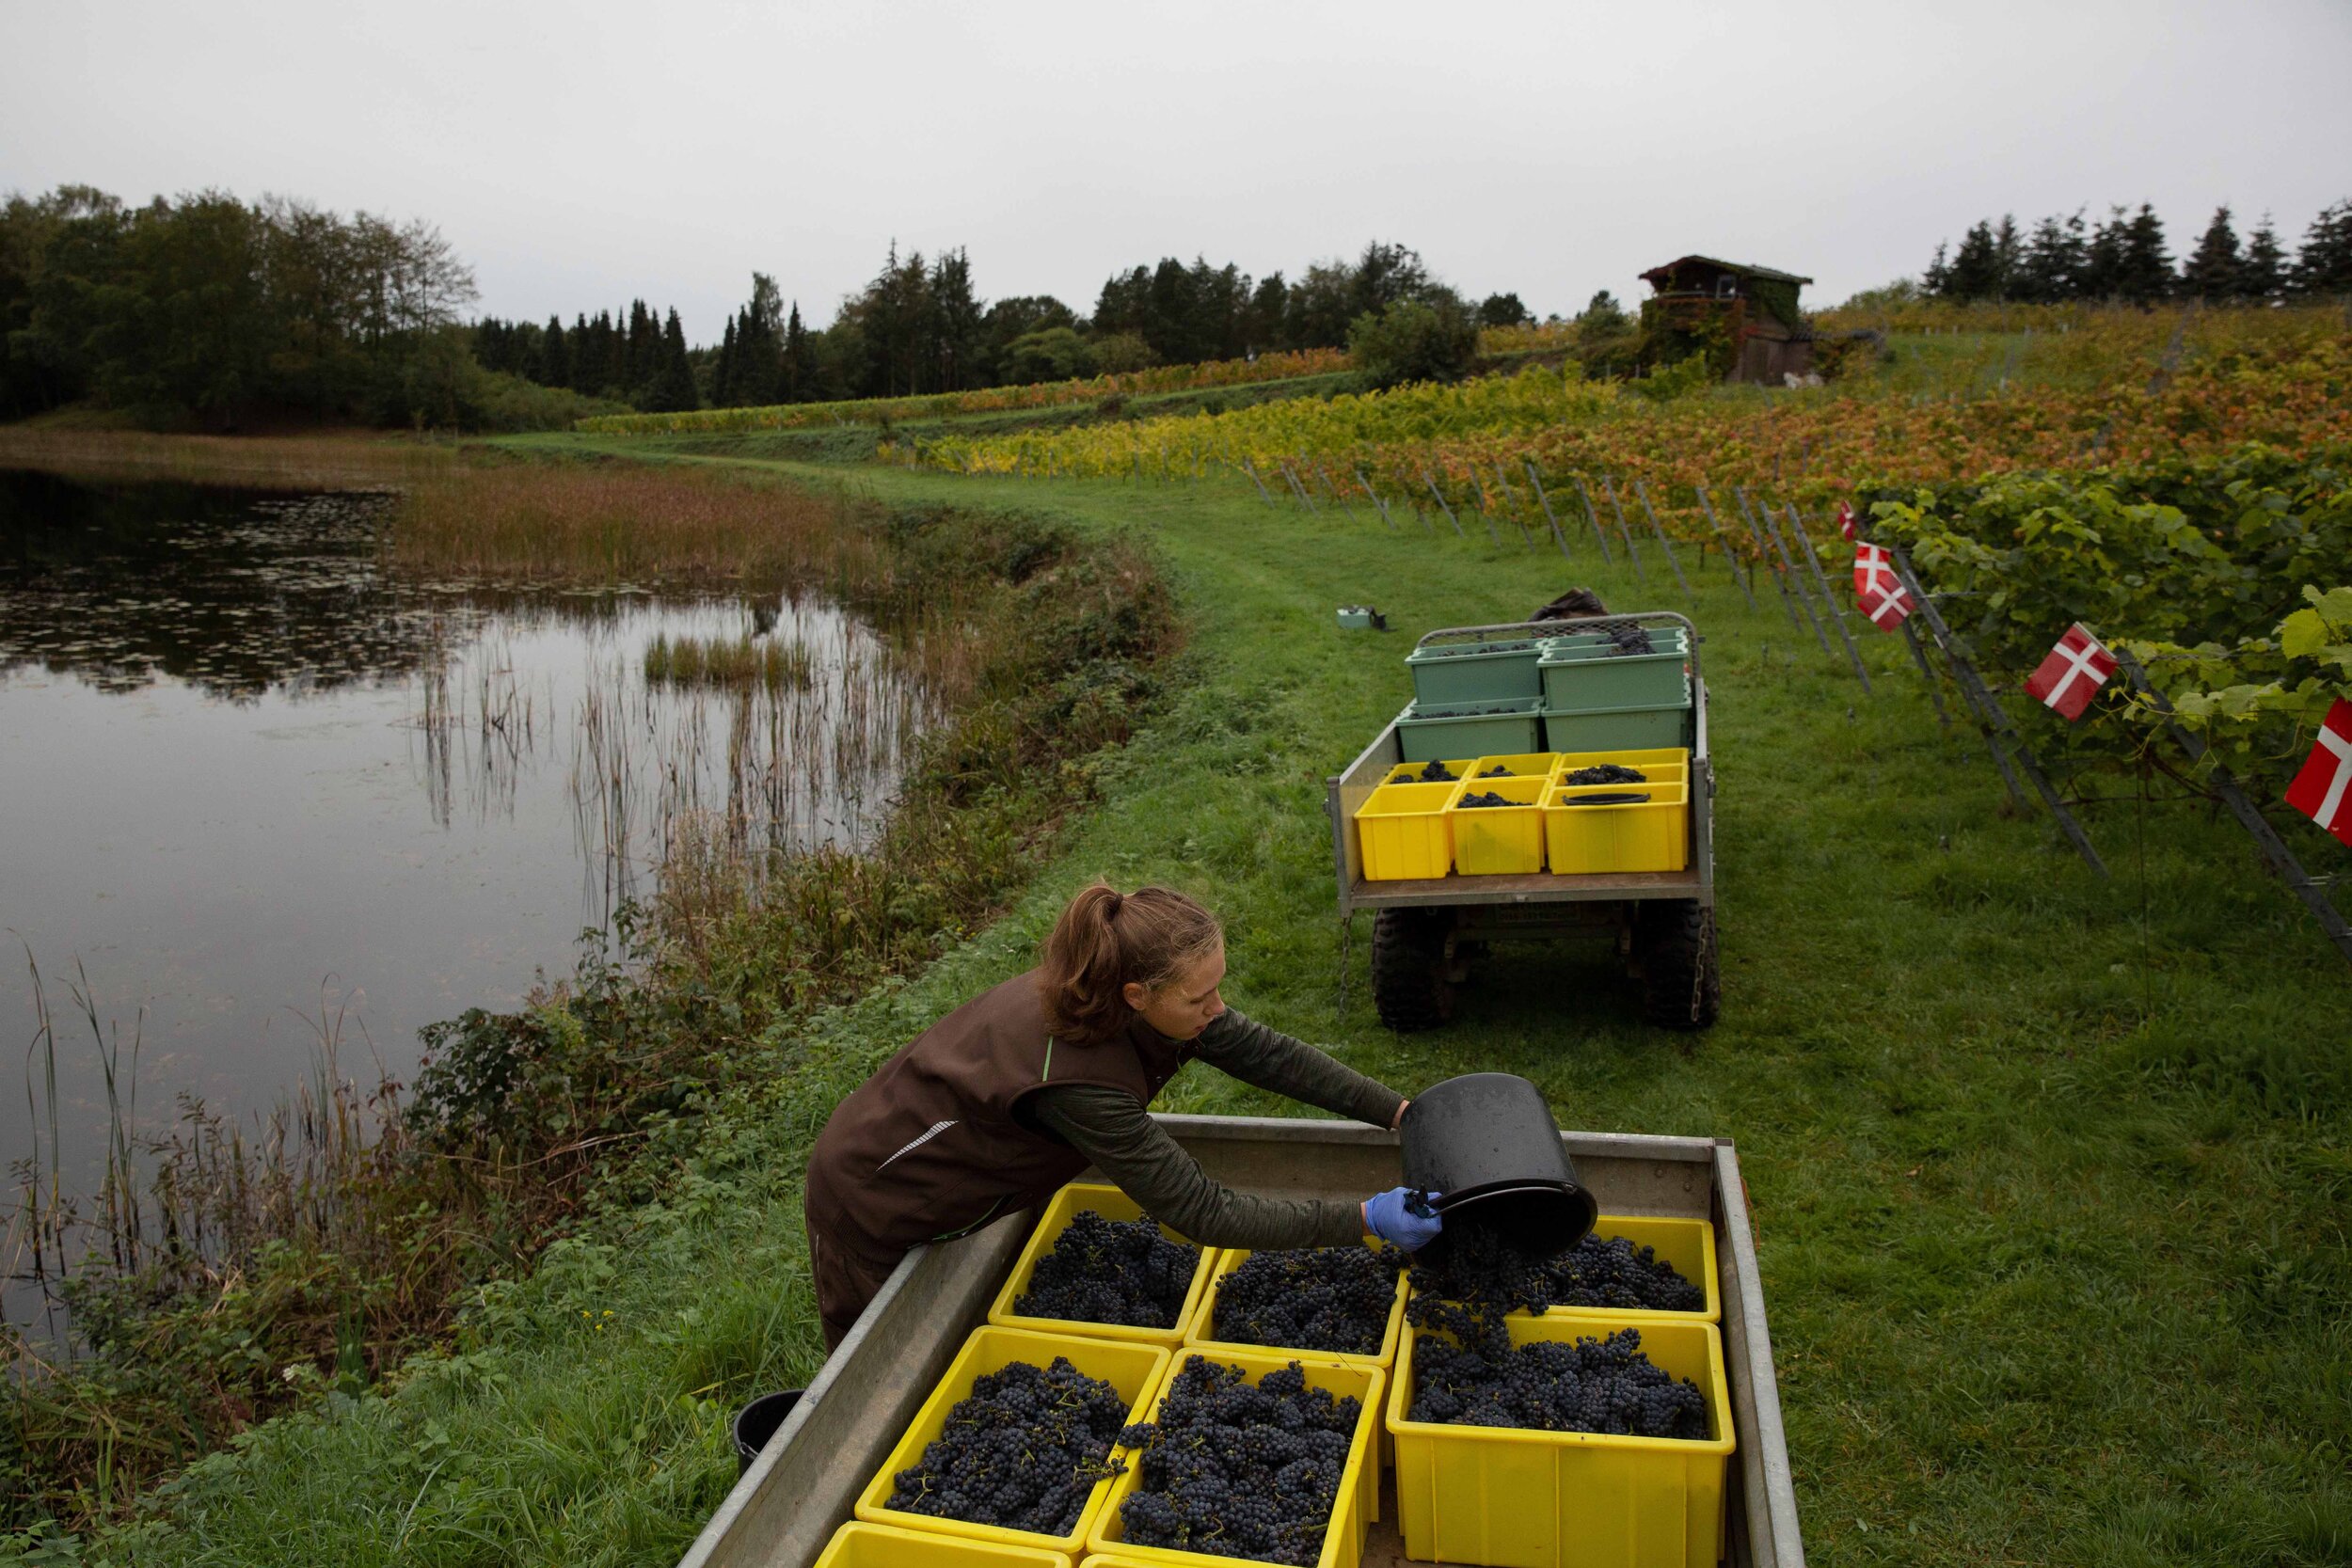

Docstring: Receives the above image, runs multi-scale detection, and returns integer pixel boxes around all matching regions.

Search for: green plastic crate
[1405,639,1546,706]
[1537,629,1690,710]
[1542,695,1692,753]
[1395,699,1544,763]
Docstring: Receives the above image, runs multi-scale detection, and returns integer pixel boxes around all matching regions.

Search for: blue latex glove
[1362,1188,1444,1250]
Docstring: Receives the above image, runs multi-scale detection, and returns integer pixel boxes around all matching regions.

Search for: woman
[804,883,1442,1347]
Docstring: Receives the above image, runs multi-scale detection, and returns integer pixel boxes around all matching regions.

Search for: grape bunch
[1208,1244,1408,1355]
[1537,1234,1705,1313]
[886,1356,1131,1534]
[1408,1326,1708,1439]
[1562,763,1649,785]
[1414,759,1458,783]
[1477,764,1516,777]
[1015,1211,1198,1328]
[1603,624,1657,657]
[1456,791,1512,808]
[1117,1356,1362,1564]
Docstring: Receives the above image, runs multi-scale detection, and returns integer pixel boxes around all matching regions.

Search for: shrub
[1347,296,1480,390]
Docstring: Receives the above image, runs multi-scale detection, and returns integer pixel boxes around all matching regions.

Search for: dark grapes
[1208,1244,1408,1356]
[1015,1211,1199,1328]
[1117,1356,1363,1564]
[1407,1227,1705,1359]
[1562,763,1649,785]
[1477,765,1515,777]
[1408,1326,1708,1439]
[886,1356,1131,1534]
[1604,624,1657,656]
[1415,759,1459,783]
[1456,791,1513,808]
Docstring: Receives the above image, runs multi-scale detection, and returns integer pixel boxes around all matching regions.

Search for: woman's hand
[1362,1187,1442,1250]
[1391,1099,1410,1132]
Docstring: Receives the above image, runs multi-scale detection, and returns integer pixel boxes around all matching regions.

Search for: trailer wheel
[1636,900,1720,1030]
[1372,908,1455,1032]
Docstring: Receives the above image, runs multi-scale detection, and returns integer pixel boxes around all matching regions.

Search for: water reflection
[0,467,940,1212]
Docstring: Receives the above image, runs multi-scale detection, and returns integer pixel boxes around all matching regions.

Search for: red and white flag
[1836,500,1857,542]
[2022,623,2117,721]
[2284,699,2352,848]
[1853,543,1913,629]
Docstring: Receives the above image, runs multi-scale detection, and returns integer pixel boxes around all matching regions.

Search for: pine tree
[1942,220,2007,300]
[2117,204,2174,304]
[2014,211,2089,301]
[539,315,569,388]
[2240,214,2289,301]
[712,318,738,407]
[2295,199,2352,294]
[2180,206,2240,300]
[781,302,809,403]
[1922,241,1953,298]
[2079,207,2130,299]
[646,308,697,412]
[930,248,983,390]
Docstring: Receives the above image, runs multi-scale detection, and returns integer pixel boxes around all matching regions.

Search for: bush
[1090,331,1156,373]
[998,326,1098,385]
[1348,296,1479,390]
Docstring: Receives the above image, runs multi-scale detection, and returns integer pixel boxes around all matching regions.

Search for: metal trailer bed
[677,1116,1804,1568]
[1326,612,1719,1029]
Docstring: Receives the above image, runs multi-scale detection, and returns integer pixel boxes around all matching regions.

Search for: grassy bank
[24,436,2344,1567]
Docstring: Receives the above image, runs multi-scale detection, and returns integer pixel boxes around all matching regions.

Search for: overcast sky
[8,0,2349,343]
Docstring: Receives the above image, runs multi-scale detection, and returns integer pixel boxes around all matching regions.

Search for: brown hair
[1037,883,1223,1045]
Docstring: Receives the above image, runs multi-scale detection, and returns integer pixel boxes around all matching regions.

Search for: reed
[0,428,459,488]
[642,632,814,689]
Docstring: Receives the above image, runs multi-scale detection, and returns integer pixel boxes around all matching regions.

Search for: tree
[2013,211,2089,302]
[1477,292,1533,328]
[2078,207,2131,299]
[2180,206,2241,300]
[1244,273,1288,351]
[998,325,1096,384]
[538,315,569,388]
[2240,214,2289,301]
[644,308,697,411]
[781,301,810,402]
[1939,218,2010,300]
[1348,295,1477,390]
[2295,198,2352,294]
[1348,240,1431,320]
[1577,289,1629,339]
[2116,203,2174,303]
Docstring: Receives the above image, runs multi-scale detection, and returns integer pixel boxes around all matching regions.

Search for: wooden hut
[1637,256,1815,384]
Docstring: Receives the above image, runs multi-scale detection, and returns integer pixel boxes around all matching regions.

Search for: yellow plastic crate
[1448,776,1549,875]
[1089,1350,1384,1568]
[1543,779,1690,874]
[1354,782,1455,880]
[1467,752,1558,782]
[1180,1240,1408,1370]
[1548,746,1691,784]
[1387,1313,1736,1568]
[854,1325,1169,1555]
[818,1521,1073,1568]
[989,1183,1215,1344]
[1378,755,1479,787]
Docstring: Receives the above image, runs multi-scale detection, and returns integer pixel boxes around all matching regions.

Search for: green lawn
[62,443,2350,1568]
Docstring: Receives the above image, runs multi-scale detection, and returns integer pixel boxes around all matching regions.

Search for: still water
[0,468,934,1194]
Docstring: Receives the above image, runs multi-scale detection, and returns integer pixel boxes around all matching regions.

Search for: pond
[0,467,937,1229]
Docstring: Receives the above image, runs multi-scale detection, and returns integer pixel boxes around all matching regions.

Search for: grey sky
[7,0,2349,344]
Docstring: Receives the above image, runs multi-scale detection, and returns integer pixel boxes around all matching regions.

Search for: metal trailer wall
[677,1116,1803,1568]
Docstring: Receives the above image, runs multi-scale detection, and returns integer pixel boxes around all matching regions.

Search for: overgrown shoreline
[1,451,1180,1543]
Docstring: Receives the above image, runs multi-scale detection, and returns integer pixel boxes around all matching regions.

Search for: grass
[0,428,461,487]
[32,433,2344,1568]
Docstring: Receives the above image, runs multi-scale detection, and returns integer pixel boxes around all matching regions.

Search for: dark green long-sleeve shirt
[1031,1008,1404,1250]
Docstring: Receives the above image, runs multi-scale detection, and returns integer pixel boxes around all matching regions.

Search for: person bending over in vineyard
[803,882,1439,1348]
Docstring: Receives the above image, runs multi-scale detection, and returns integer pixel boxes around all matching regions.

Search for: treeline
[0,184,598,430]
[494,239,1541,412]
[1924,199,2352,304]
[471,301,698,411]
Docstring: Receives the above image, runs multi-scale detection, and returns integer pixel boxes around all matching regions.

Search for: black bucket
[1400,1072,1597,1264]
[732,1389,804,1477]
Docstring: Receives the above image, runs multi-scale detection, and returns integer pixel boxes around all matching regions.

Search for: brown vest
[805,968,1192,1254]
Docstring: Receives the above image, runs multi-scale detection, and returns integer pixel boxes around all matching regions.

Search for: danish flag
[1836,500,1857,541]
[1852,543,1914,629]
[2283,699,2352,848]
[2022,623,2117,721]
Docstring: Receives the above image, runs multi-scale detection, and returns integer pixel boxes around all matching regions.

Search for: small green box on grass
[1395,699,1544,763]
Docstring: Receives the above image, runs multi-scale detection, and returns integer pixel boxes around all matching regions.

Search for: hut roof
[1638,256,1815,288]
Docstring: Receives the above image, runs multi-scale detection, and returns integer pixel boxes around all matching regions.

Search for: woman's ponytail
[1038,882,1221,1044]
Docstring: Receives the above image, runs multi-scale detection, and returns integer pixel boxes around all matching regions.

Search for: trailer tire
[1372,908,1455,1032]
[1637,900,1720,1030]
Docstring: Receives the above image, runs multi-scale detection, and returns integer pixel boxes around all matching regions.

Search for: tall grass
[0,429,459,487]
[642,632,813,689]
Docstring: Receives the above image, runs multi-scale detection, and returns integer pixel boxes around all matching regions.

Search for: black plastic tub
[1401,1072,1597,1263]
[732,1390,803,1477]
